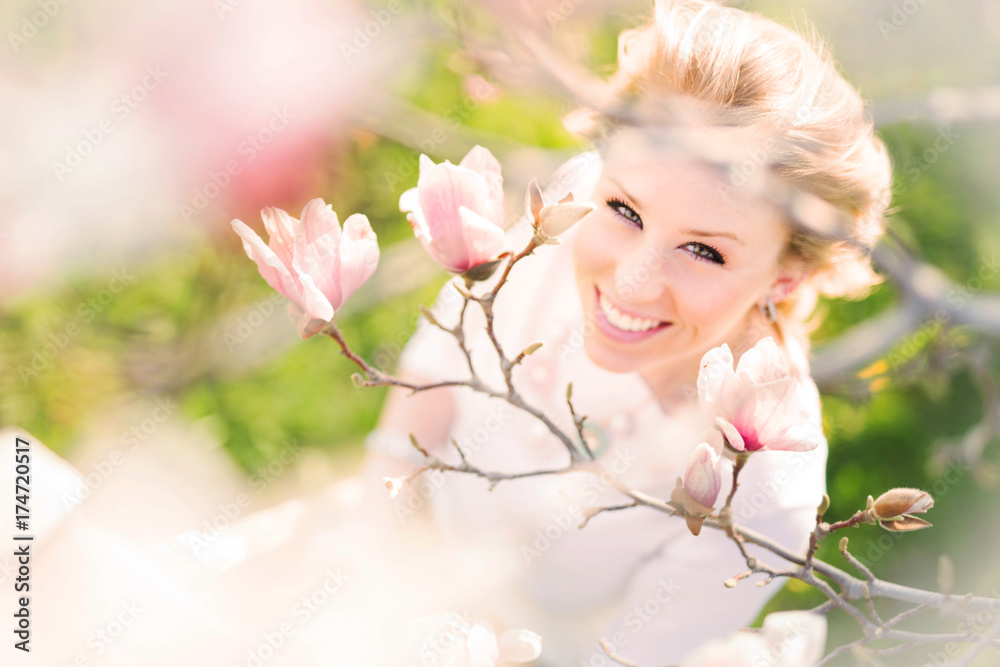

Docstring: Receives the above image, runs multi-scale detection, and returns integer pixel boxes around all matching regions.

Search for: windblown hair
[569,0,893,357]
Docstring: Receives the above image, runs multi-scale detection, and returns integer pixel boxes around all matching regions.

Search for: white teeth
[599,293,663,332]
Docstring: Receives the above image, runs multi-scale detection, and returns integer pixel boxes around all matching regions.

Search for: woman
[369,0,891,663]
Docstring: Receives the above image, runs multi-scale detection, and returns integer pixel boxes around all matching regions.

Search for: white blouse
[373,151,829,665]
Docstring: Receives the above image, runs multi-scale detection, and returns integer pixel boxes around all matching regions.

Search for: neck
[639,311,782,412]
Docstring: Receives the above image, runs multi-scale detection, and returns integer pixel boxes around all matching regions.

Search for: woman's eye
[683,242,726,265]
[606,198,642,228]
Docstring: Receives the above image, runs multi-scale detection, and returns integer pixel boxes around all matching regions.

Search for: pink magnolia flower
[405,612,542,667]
[231,198,379,338]
[681,610,826,666]
[399,146,506,274]
[697,337,825,453]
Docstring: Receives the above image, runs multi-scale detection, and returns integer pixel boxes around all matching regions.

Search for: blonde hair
[568,0,893,357]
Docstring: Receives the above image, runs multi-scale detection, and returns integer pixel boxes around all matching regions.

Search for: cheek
[674,276,754,327]
[573,216,613,278]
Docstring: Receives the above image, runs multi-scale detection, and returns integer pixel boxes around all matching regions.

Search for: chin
[582,338,642,375]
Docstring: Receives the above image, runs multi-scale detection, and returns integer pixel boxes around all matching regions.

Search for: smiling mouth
[595,287,671,334]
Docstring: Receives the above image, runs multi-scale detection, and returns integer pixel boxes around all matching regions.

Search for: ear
[769,257,810,303]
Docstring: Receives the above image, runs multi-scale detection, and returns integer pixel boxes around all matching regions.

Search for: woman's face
[573,127,803,390]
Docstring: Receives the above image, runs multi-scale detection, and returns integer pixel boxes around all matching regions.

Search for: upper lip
[596,286,668,324]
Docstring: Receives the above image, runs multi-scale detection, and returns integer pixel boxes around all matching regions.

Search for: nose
[613,241,672,305]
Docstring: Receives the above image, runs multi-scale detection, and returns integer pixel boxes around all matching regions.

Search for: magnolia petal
[231,219,300,304]
[680,631,767,666]
[734,337,786,391]
[881,515,933,531]
[295,272,335,326]
[284,301,328,339]
[525,179,544,223]
[497,629,543,663]
[761,611,827,666]
[417,161,492,270]
[399,187,425,228]
[459,145,505,225]
[465,624,501,667]
[716,417,746,452]
[293,230,343,312]
[299,198,342,245]
[538,202,593,238]
[697,344,737,414]
[338,213,380,304]
[260,206,299,261]
[457,206,506,270]
[729,378,800,449]
[765,421,826,452]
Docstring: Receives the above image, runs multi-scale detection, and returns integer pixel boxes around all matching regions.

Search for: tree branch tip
[408,433,431,458]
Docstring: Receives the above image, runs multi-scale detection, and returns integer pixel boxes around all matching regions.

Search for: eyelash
[605,197,728,265]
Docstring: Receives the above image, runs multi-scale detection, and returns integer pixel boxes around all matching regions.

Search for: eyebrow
[678,228,746,246]
[607,177,746,246]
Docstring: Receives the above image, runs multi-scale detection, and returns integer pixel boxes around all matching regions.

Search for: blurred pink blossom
[405,612,542,666]
[697,338,825,453]
[231,198,379,338]
[681,610,827,666]
[399,146,506,274]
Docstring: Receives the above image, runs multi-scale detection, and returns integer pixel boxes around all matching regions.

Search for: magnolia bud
[523,341,543,356]
[872,488,934,520]
[537,202,594,239]
[419,305,440,328]
[816,493,830,518]
[526,180,544,224]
